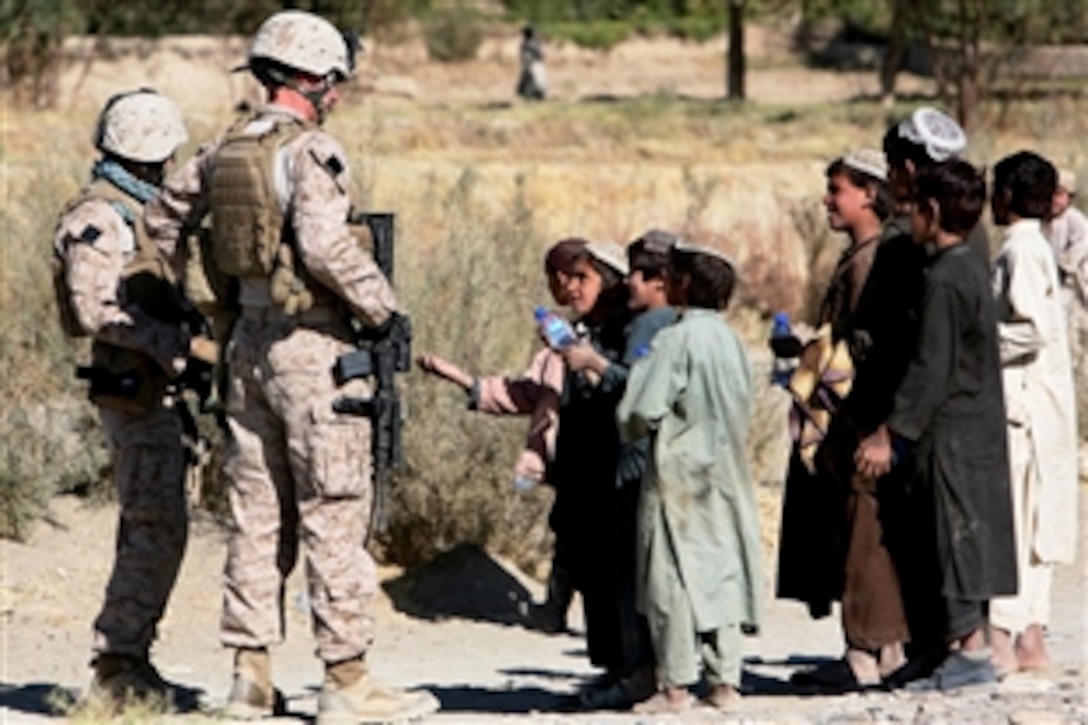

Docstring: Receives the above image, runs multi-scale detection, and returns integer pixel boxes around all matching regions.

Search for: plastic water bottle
[769,311,797,387]
[514,475,538,492]
[535,306,578,350]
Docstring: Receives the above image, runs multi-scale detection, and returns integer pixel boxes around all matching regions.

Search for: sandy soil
[0,489,1084,724]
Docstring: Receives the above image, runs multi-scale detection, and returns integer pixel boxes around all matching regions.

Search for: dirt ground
[0,490,1085,724]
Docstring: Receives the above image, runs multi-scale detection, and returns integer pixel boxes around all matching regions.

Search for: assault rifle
[332,213,412,536]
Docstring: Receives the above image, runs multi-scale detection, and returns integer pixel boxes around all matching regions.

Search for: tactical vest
[209,116,304,277]
[54,179,186,412]
[209,115,334,315]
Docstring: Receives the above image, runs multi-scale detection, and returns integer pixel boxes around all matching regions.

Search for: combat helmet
[93,89,188,164]
[242,10,356,85]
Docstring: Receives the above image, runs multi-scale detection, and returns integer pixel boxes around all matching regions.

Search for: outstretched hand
[416,353,474,390]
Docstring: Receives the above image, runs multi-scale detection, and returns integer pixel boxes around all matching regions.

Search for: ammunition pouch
[269,241,317,316]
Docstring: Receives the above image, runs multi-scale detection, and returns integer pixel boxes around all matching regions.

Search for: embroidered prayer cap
[897,107,967,163]
[632,228,678,255]
[94,88,188,164]
[673,238,735,266]
[585,241,630,276]
[842,147,888,182]
[1059,168,1077,194]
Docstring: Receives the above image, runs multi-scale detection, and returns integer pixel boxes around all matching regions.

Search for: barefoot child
[617,240,763,713]
[855,160,1016,691]
[989,152,1078,676]
[778,150,910,694]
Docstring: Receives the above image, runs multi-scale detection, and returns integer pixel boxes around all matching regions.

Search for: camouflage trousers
[221,309,377,664]
[94,404,189,657]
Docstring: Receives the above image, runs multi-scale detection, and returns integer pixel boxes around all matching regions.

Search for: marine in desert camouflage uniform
[145,10,438,724]
[52,89,215,706]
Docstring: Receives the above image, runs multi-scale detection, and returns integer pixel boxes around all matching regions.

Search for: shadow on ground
[0,683,62,717]
[425,684,580,714]
[382,543,535,627]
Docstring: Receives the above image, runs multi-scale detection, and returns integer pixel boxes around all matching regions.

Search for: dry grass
[5,81,1088,567]
[48,684,215,724]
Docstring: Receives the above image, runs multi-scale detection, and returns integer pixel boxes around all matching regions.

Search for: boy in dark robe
[855,160,1017,691]
[778,149,906,691]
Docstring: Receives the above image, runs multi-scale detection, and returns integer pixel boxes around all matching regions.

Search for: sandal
[903,651,997,692]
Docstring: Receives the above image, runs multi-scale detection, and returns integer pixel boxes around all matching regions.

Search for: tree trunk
[880,0,909,107]
[956,0,984,129]
[727,0,745,100]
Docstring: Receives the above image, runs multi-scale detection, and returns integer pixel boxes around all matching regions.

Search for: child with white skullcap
[882,107,990,267]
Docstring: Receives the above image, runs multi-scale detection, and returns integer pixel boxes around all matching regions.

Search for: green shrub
[663,14,722,42]
[422,7,486,63]
[544,20,630,51]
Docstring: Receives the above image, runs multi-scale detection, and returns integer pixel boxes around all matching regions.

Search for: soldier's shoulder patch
[323,154,344,176]
[306,146,348,194]
[78,224,102,243]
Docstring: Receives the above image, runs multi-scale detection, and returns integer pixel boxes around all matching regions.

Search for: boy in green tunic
[617,240,763,713]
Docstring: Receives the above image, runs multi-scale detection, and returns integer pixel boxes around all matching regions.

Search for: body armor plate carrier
[209,116,305,278]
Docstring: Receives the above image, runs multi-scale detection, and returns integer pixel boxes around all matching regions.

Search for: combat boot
[224,647,284,719]
[87,653,170,711]
[316,658,439,725]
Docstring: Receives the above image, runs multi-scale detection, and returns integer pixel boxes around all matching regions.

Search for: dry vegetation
[4,33,1088,573]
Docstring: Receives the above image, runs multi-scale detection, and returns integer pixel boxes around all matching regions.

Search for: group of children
[780,107,1078,694]
[417,104,1081,710]
[418,232,760,713]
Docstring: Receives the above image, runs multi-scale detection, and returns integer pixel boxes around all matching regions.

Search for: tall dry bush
[733,193,841,325]
[382,168,556,574]
[0,155,109,539]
